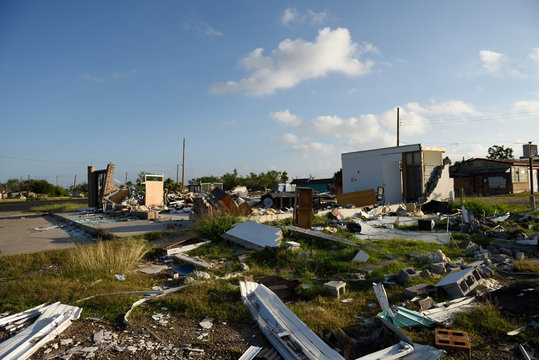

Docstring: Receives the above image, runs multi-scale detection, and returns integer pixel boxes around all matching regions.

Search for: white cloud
[307,100,479,151]
[306,9,331,25]
[281,7,298,26]
[479,50,507,73]
[281,8,332,26]
[529,48,539,65]
[210,27,375,96]
[514,100,539,112]
[217,120,238,129]
[112,68,137,79]
[205,25,223,37]
[274,133,301,144]
[82,74,106,83]
[270,109,302,127]
[286,142,334,157]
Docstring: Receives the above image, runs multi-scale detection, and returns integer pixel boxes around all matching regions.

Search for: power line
[0,154,172,167]
[399,109,539,125]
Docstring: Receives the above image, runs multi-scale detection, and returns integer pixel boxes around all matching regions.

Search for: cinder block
[324,281,346,298]
[435,268,482,299]
[397,267,419,284]
[435,329,471,358]
[431,263,445,274]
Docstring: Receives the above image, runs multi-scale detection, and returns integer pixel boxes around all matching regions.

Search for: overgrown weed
[63,238,148,279]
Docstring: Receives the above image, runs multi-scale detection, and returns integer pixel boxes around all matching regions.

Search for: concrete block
[420,269,432,278]
[324,281,346,298]
[431,263,446,274]
[478,264,495,277]
[435,267,482,299]
[463,260,484,269]
[397,267,419,284]
[491,254,511,263]
[474,252,490,261]
[419,297,435,311]
[285,241,301,250]
[404,283,437,299]
[352,249,370,263]
[435,329,471,358]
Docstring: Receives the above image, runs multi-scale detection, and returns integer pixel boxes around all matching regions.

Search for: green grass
[451,304,525,347]
[28,202,82,212]
[513,258,539,273]
[63,238,148,280]
[452,197,510,216]
[190,239,235,260]
[151,280,251,323]
[0,238,157,324]
[195,211,241,241]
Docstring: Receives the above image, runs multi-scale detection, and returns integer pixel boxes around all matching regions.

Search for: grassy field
[27,202,83,212]
[1,195,537,357]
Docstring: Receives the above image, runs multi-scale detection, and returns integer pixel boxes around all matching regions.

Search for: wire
[399,108,539,125]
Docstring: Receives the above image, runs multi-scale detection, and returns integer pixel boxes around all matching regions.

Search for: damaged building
[341,144,454,204]
[450,158,539,195]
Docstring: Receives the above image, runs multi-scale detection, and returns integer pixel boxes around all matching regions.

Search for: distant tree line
[189,169,289,191]
[0,178,86,197]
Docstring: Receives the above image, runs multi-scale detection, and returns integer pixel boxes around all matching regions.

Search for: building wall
[512,182,531,193]
[297,184,328,192]
[342,144,420,204]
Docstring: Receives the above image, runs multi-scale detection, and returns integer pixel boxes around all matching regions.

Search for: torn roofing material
[0,302,82,360]
[240,281,345,360]
[222,221,282,249]
[356,222,450,244]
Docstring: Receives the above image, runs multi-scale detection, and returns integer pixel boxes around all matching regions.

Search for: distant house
[341,144,454,204]
[450,158,538,195]
[290,178,334,193]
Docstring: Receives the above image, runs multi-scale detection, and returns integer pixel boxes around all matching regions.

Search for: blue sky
[1,1,538,187]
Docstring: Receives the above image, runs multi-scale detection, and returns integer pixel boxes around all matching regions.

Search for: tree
[443,156,452,165]
[280,171,289,183]
[164,178,179,192]
[487,145,514,160]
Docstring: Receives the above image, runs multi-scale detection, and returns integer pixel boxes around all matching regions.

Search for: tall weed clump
[64,238,148,279]
[452,197,509,216]
[195,211,241,241]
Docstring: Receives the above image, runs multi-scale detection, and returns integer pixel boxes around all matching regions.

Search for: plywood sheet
[336,189,377,207]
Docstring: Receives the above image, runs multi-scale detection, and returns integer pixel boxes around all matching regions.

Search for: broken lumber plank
[172,253,213,269]
[286,226,359,247]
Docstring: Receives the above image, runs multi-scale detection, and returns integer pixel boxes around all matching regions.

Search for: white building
[341,144,454,204]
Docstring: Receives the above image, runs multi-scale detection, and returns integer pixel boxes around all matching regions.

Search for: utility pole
[73,175,77,190]
[181,138,186,192]
[397,107,400,147]
[529,141,536,209]
[125,172,128,184]
[176,164,179,185]
[56,176,59,187]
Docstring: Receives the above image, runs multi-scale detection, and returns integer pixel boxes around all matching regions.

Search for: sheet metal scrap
[0,302,82,360]
[240,281,345,360]
[374,283,440,328]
